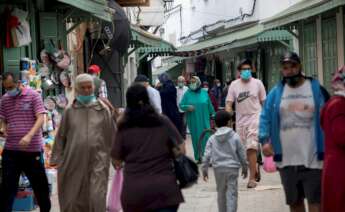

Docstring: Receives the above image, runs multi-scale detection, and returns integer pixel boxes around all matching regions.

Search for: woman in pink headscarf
[321,66,345,212]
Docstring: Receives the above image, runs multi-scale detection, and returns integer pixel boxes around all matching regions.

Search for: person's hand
[203,175,209,182]
[19,134,33,148]
[0,130,7,138]
[242,168,248,179]
[187,105,195,112]
[262,143,274,157]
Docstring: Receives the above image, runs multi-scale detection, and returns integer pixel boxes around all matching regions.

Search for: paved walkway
[32,138,289,212]
[179,139,289,212]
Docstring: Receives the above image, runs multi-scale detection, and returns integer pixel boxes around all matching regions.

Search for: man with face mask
[176,76,188,139]
[225,59,266,188]
[259,52,329,212]
[50,74,116,212]
[0,73,51,212]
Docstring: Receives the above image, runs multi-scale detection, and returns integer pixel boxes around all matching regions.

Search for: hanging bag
[263,156,277,173]
[262,140,277,173]
[107,169,123,212]
[164,119,199,189]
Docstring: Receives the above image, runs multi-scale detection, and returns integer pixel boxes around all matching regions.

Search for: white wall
[126,0,165,26]
[161,0,302,47]
[123,51,137,94]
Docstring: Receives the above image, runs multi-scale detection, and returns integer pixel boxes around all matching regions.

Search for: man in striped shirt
[0,72,51,212]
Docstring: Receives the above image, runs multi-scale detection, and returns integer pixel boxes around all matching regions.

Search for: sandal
[255,165,261,182]
[247,180,257,189]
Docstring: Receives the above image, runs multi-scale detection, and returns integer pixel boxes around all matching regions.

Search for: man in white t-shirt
[134,75,162,114]
[176,76,188,139]
[259,52,329,212]
[226,59,266,188]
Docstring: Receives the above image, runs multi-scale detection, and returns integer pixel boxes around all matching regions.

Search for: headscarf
[177,76,185,82]
[158,73,172,85]
[331,66,345,96]
[190,76,202,92]
[75,74,95,93]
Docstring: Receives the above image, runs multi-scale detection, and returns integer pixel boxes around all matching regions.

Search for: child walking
[202,111,248,212]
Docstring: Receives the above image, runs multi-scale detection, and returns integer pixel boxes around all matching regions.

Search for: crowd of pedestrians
[0,51,344,212]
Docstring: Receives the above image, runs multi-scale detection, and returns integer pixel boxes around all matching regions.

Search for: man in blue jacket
[259,52,329,212]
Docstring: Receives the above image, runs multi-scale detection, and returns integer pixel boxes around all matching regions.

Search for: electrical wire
[179,0,257,42]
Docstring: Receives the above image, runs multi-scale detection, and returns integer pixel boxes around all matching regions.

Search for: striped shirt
[0,88,46,152]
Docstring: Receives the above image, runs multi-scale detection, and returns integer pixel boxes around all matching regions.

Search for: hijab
[190,76,202,92]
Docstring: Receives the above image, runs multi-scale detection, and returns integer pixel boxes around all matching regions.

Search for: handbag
[107,169,123,212]
[164,119,199,189]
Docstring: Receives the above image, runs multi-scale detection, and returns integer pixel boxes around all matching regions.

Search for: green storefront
[263,0,345,92]
[0,0,111,94]
[174,23,293,90]
[130,25,175,82]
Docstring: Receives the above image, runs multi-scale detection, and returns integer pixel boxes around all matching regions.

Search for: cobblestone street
[36,137,289,212]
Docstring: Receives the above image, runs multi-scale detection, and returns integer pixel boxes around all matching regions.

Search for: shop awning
[263,0,345,30]
[257,30,292,42]
[58,0,113,22]
[177,24,264,53]
[207,29,292,54]
[176,23,292,56]
[130,25,175,57]
[131,25,174,48]
[152,63,184,79]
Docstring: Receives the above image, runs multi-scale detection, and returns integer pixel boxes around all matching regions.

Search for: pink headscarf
[331,66,345,96]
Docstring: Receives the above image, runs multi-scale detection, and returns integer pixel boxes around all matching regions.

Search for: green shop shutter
[322,17,338,91]
[39,13,67,50]
[302,22,318,79]
[2,47,27,79]
[266,43,286,90]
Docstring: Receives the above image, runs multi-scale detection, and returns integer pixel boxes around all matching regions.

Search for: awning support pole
[287,29,299,40]
[67,20,82,34]
[139,52,150,61]
[128,47,139,55]
[278,40,291,49]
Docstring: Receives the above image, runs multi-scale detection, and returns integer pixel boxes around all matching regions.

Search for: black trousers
[0,150,51,212]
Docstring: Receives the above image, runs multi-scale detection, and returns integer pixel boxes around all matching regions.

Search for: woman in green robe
[180,76,215,162]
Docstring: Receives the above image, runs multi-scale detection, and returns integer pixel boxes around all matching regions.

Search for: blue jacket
[258,79,328,162]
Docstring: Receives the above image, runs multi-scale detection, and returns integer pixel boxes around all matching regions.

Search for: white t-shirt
[278,80,322,169]
[176,86,188,113]
[147,86,162,114]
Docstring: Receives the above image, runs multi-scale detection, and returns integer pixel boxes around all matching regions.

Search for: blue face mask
[240,69,252,80]
[189,83,198,90]
[76,95,96,104]
[7,88,20,97]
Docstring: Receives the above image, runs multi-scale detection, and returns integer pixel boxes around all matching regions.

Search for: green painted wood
[265,43,286,90]
[302,21,318,78]
[1,1,29,79]
[322,17,338,91]
[39,12,67,50]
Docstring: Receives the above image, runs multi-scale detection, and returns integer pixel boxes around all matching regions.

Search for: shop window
[302,21,318,79]
[322,17,338,91]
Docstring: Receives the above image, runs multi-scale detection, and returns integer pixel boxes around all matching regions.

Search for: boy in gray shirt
[202,111,248,212]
